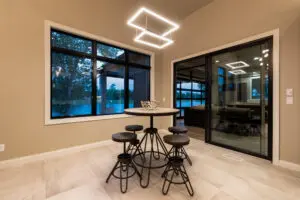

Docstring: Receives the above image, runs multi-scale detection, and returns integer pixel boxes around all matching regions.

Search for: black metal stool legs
[106,160,120,183]
[106,141,141,193]
[161,146,194,196]
[180,147,192,166]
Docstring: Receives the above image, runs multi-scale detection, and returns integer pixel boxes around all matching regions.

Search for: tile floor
[0,130,300,200]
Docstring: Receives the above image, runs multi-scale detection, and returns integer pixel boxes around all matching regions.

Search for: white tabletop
[124,107,179,116]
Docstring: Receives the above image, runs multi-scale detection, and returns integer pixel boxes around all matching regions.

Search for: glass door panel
[210,39,272,158]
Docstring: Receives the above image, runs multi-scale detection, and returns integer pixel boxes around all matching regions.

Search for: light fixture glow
[260,62,264,66]
[259,58,263,62]
[226,61,250,69]
[127,7,180,37]
[134,31,174,49]
[262,49,269,54]
[254,57,261,60]
[264,53,269,58]
[215,60,220,63]
[253,72,260,76]
[228,69,246,75]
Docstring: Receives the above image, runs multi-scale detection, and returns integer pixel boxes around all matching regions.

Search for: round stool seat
[168,126,188,134]
[163,134,190,146]
[112,132,137,143]
[125,125,144,132]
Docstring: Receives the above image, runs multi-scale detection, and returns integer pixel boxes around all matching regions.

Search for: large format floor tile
[0,130,299,200]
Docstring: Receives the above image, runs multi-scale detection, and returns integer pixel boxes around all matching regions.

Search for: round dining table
[124,107,179,188]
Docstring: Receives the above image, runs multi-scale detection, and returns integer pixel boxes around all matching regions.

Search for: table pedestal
[133,116,169,188]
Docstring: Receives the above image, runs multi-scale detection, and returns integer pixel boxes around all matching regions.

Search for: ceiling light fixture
[254,57,261,60]
[134,31,174,49]
[253,72,260,76]
[228,69,247,75]
[226,61,250,69]
[127,7,180,37]
[262,49,269,54]
[215,60,220,63]
[264,53,269,58]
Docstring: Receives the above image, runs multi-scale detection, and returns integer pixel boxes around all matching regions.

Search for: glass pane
[176,90,180,98]
[181,100,191,107]
[51,52,92,117]
[96,61,125,114]
[210,39,272,157]
[192,100,201,106]
[128,51,150,66]
[177,82,181,89]
[180,109,184,117]
[51,30,92,54]
[192,91,201,98]
[128,67,150,108]
[192,82,200,90]
[97,43,125,60]
[218,67,225,75]
[181,90,191,98]
[181,81,191,89]
[176,100,180,108]
[251,77,269,99]
[201,83,206,90]
[201,91,206,98]
[202,100,206,105]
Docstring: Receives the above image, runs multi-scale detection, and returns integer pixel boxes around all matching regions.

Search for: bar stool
[106,132,142,193]
[125,125,144,156]
[167,126,192,166]
[161,134,194,196]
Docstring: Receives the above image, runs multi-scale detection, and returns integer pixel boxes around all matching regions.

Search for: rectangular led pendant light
[228,69,247,75]
[226,61,250,69]
[134,31,174,49]
[127,7,180,37]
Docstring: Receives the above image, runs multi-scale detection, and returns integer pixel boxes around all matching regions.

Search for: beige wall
[160,0,300,164]
[1,0,300,165]
[0,0,164,161]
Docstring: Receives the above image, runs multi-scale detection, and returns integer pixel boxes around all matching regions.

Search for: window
[175,80,206,118]
[51,29,151,119]
[218,67,226,92]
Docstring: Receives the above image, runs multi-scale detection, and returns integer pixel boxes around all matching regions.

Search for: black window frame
[50,29,151,119]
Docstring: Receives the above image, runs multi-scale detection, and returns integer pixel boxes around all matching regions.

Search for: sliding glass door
[208,37,273,159]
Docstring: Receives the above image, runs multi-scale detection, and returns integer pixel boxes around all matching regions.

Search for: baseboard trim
[0,139,113,169]
[278,160,300,172]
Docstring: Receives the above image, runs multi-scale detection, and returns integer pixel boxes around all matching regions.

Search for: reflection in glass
[192,91,201,98]
[128,51,150,66]
[96,61,125,114]
[181,90,191,98]
[176,100,180,107]
[51,52,92,117]
[176,90,180,98]
[210,40,271,157]
[181,100,191,107]
[181,81,192,89]
[51,31,92,54]
[97,43,125,60]
[192,100,201,106]
[128,67,150,108]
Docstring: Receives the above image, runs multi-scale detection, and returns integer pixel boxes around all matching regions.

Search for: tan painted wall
[160,0,300,164]
[0,0,165,161]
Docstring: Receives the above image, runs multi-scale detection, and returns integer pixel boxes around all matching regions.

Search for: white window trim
[170,29,280,165]
[44,20,155,125]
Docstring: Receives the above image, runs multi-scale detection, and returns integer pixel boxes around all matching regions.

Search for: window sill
[45,114,133,125]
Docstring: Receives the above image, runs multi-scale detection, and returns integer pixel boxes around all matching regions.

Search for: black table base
[133,121,169,188]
